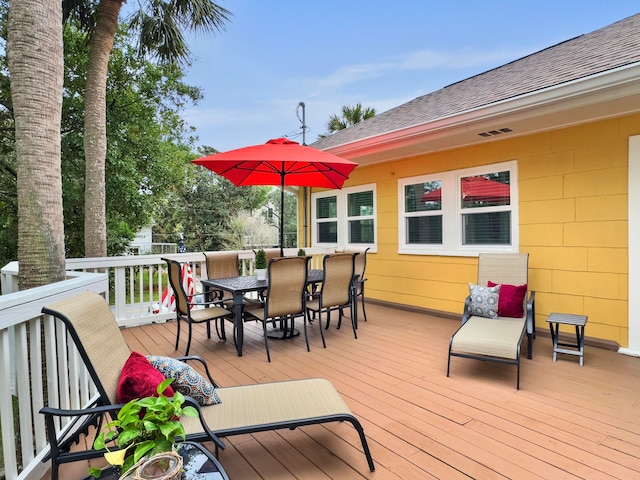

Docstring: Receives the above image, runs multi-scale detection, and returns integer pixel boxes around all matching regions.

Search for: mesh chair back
[477,253,529,287]
[265,256,308,318]
[166,259,190,316]
[343,247,367,278]
[344,247,369,294]
[321,253,355,307]
[204,251,239,279]
[264,248,282,262]
[43,292,131,405]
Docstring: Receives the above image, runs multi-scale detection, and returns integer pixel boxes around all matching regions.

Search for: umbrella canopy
[421,176,510,203]
[192,138,358,252]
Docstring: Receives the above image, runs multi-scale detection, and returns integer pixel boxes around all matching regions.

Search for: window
[316,195,337,243]
[398,161,518,255]
[347,190,375,244]
[312,184,376,250]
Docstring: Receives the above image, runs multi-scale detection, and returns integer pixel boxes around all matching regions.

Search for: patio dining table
[202,269,332,356]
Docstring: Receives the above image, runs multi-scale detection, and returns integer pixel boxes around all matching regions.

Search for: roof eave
[324,62,640,165]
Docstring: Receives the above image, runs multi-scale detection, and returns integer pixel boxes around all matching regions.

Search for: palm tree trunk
[84,0,123,258]
[8,1,65,289]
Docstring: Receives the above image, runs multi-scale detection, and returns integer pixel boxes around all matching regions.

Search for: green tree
[319,102,376,139]
[7,1,65,289]
[154,161,270,252]
[62,0,231,258]
[62,22,201,257]
[267,188,298,248]
[0,19,206,267]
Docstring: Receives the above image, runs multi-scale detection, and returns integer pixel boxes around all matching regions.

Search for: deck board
[47,302,640,480]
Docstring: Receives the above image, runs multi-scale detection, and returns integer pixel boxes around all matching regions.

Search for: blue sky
[164,1,640,152]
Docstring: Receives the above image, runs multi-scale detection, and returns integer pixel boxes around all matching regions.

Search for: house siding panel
[576,195,627,221]
[520,199,575,224]
[564,220,627,247]
[311,113,635,347]
[527,246,588,271]
[564,166,627,197]
[519,176,564,201]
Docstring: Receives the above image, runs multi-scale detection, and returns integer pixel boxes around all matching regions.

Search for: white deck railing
[0,247,334,480]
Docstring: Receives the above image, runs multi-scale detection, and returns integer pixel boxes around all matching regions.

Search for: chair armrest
[526,290,536,334]
[176,355,221,388]
[40,402,125,418]
[461,295,472,325]
[179,397,226,451]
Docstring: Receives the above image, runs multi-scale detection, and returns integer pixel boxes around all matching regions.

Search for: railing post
[114,265,126,320]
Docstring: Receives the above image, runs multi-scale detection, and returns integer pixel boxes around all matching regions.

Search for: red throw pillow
[487,281,527,318]
[117,351,174,403]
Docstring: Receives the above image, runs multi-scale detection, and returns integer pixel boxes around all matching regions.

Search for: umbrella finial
[266,138,298,146]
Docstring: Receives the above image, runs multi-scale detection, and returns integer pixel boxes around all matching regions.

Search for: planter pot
[134,451,182,480]
[256,268,267,281]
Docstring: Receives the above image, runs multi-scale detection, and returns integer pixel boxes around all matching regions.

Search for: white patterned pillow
[146,355,221,405]
[469,283,500,319]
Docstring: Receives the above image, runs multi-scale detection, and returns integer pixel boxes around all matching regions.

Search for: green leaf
[117,428,141,447]
[157,377,174,395]
[88,466,103,478]
[133,440,156,463]
[181,405,198,417]
[93,435,105,450]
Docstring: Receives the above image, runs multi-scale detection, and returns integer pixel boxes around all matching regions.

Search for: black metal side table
[84,442,229,480]
[546,312,588,366]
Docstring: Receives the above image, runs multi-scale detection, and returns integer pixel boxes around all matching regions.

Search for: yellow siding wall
[312,113,639,347]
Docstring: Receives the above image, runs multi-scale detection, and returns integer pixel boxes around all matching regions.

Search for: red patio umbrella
[421,176,510,203]
[192,138,358,253]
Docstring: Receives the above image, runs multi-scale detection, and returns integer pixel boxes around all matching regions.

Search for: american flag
[160,262,195,312]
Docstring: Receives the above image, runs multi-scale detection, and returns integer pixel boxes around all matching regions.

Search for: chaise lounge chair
[39,291,375,479]
[447,253,535,389]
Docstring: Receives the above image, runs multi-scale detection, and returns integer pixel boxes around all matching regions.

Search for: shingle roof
[313,13,640,150]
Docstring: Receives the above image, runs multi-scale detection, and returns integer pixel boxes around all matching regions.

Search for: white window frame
[398,161,519,256]
[311,183,377,251]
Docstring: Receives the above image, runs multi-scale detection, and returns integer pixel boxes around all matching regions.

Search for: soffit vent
[478,127,513,138]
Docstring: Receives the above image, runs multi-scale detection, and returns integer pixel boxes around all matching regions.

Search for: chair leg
[325,310,331,329]
[220,317,227,341]
[301,314,310,352]
[262,320,271,362]
[360,292,368,322]
[185,322,193,356]
[174,316,181,350]
[312,309,326,348]
[350,302,358,339]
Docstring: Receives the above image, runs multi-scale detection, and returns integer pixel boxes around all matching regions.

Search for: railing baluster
[30,317,47,450]
[0,328,18,479]
[16,322,35,466]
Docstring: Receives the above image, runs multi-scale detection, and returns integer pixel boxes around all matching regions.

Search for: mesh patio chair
[203,251,239,307]
[343,247,370,322]
[307,253,358,344]
[39,291,375,479]
[163,258,232,355]
[447,253,536,389]
[244,256,310,361]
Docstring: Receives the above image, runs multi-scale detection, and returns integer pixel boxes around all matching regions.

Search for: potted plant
[255,249,267,281]
[297,248,306,256]
[89,379,198,479]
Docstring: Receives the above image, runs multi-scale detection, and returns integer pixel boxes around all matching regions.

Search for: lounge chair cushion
[488,281,528,317]
[469,283,500,319]
[117,352,174,403]
[147,355,221,405]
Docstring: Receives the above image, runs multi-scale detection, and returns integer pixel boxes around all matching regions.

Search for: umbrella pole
[280,170,285,257]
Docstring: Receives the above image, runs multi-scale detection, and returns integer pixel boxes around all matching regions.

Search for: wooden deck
[58,302,640,480]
